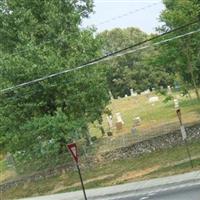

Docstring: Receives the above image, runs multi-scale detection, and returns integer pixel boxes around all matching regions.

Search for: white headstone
[141,89,150,96]
[107,115,113,129]
[133,117,141,127]
[132,92,138,97]
[130,89,134,96]
[109,91,114,100]
[149,96,159,103]
[146,89,150,94]
[167,86,172,94]
[116,112,124,124]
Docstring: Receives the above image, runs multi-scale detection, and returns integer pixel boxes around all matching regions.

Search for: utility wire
[1,20,199,93]
[111,28,200,59]
[93,2,160,27]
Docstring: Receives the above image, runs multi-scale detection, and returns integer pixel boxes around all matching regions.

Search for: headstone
[141,89,150,96]
[130,89,134,96]
[167,86,172,94]
[109,91,114,100]
[107,115,113,130]
[131,127,137,135]
[148,96,159,103]
[116,112,124,124]
[130,89,138,97]
[131,89,138,97]
[133,116,141,127]
[115,112,124,130]
[146,89,151,94]
[132,92,138,97]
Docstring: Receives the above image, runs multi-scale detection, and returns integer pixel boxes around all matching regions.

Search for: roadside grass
[0,159,17,184]
[2,140,200,200]
[145,158,200,180]
[1,93,200,199]
[0,159,7,173]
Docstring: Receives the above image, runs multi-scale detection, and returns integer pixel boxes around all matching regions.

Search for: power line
[93,2,161,27]
[1,20,199,93]
[110,28,200,59]
[95,0,161,3]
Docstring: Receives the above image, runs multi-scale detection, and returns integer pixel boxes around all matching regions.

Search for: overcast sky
[82,0,165,34]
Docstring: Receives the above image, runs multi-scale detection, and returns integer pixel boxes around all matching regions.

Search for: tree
[157,0,200,99]
[97,28,148,97]
[97,28,174,97]
[0,0,110,171]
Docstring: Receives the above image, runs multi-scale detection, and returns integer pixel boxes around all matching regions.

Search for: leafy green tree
[0,0,110,171]
[98,28,174,97]
[157,0,200,99]
[98,28,148,97]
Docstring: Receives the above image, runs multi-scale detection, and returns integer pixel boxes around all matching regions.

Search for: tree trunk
[98,119,105,137]
[190,68,200,100]
[188,91,192,100]
[82,126,92,146]
[185,43,200,100]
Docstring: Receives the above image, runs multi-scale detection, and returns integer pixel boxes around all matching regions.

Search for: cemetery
[89,89,200,142]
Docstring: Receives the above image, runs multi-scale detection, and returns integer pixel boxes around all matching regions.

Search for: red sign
[67,143,78,163]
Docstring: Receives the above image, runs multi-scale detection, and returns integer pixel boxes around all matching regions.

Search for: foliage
[97,27,175,97]
[3,140,200,199]
[0,0,110,170]
[156,0,200,99]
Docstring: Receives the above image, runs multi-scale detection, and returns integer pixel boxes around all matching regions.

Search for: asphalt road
[19,171,200,200]
[114,183,200,200]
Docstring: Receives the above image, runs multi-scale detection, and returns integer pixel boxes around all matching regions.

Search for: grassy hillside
[90,92,200,138]
[88,92,200,154]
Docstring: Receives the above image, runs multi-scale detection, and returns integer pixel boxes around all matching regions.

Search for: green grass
[0,159,17,184]
[2,93,200,199]
[89,94,200,139]
[0,159,7,173]
[145,158,200,180]
[2,140,200,200]
[88,95,200,154]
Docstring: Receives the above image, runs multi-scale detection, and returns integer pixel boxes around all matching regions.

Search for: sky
[82,0,165,34]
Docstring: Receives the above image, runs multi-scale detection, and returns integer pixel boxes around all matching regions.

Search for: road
[114,182,200,200]
[20,171,200,200]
